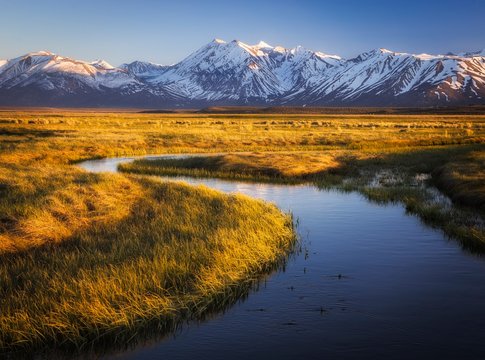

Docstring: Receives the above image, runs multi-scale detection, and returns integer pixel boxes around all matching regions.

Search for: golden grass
[1,111,481,248]
[0,166,141,253]
[0,178,294,353]
[1,111,484,161]
[199,152,341,177]
[0,110,484,353]
[121,145,485,191]
[120,151,346,182]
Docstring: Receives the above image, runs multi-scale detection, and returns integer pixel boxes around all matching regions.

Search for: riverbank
[0,112,297,355]
[119,145,485,251]
[0,174,295,355]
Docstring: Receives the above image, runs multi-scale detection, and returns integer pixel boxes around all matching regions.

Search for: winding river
[79,156,485,360]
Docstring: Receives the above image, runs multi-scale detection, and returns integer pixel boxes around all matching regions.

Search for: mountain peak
[413,53,441,60]
[290,45,306,54]
[354,48,398,61]
[212,38,226,44]
[27,50,54,57]
[379,48,394,54]
[254,41,273,49]
[226,40,266,56]
[90,59,115,70]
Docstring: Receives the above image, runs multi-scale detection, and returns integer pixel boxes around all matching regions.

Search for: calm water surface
[79,157,485,360]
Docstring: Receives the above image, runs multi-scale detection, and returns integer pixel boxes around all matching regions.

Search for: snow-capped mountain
[0,51,181,106]
[0,51,138,90]
[0,40,484,107]
[147,39,344,103]
[287,48,485,105]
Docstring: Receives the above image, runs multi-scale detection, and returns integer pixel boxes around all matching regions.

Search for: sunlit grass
[0,110,484,354]
[0,177,295,353]
[119,152,342,183]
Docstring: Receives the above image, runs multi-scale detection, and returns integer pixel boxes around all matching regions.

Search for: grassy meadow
[0,109,484,354]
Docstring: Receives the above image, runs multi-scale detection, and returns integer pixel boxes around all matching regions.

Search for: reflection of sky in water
[79,156,485,360]
[78,157,135,173]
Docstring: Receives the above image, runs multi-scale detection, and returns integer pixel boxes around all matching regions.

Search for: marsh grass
[0,177,295,355]
[119,155,315,184]
[121,145,485,250]
[0,110,484,354]
[432,150,485,209]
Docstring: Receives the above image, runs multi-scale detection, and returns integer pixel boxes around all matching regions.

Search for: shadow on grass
[0,127,73,138]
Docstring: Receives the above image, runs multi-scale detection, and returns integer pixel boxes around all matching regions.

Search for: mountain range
[0,39,484,107]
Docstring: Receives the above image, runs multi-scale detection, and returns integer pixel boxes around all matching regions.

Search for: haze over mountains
[0,39,484,107]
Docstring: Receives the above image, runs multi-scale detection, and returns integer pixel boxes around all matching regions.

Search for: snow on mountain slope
[120,61,168,81]
[90,59,116,70]
[285,48,485,105]
[0,51,140,92]
[148,40,484,105]
[147,39,341,102]
[0,40,484,107]
[0,59,7,73]
[149,39,344,102]
[304,49,444,101]
[0,51,184,107]
[150,39,284,101]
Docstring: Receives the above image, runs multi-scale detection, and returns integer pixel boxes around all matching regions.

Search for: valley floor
[0,110,483,354]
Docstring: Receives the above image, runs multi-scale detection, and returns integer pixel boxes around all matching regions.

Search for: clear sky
[0,0,484,66]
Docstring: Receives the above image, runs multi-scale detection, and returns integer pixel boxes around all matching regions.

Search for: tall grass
[119,153,340,184]
[0,177,295,355]
[432,150,485,209]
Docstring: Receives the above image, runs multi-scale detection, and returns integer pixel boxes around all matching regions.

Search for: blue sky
[0,0,484,65]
